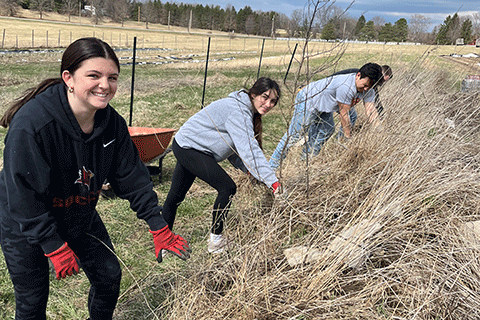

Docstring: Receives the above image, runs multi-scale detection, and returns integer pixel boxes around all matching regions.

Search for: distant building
[456,38,464,45]
[84,5,96,16]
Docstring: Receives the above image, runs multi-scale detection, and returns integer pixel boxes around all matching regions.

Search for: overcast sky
[172,0,478,29]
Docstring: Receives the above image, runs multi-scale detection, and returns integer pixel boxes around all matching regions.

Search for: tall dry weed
[166,64,480,319]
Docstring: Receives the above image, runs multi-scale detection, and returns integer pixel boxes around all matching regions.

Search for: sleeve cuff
[39,234,66,255]
[145,215,168,232]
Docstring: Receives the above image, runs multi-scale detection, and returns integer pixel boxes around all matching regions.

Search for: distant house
[456,38,464,45]
[84,5,96,16]
[476,39,480,48]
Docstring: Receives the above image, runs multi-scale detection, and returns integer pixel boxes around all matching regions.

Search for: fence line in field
[0,28,298,55]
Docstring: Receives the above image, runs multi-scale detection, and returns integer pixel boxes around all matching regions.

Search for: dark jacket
[0,82,166,254]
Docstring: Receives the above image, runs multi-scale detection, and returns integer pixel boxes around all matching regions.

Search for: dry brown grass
[162,62,480,319]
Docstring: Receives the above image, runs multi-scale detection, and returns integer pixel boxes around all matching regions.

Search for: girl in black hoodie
[0,37,190,320]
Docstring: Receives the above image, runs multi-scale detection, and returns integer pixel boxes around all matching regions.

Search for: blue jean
[269,91,335,169]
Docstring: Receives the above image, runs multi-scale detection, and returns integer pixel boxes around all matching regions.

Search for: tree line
[1,0,479,44]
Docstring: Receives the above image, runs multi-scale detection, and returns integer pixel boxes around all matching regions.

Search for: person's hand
[45,242,80,280]
[150,226,192,263]
[272,181,281,194]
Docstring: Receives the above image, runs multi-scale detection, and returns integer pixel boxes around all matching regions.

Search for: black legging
[163,139,237,235]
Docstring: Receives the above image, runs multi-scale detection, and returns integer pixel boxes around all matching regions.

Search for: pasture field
[0,12,480,319]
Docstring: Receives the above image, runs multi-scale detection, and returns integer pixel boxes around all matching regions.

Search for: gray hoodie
[175,90,277,187]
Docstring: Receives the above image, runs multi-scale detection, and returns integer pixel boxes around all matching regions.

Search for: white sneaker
[207,233,226,254]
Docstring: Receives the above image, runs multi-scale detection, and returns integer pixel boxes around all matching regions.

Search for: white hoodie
[174,90,277,187]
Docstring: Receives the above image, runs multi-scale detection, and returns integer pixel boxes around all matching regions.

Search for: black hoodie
[0,82,167,254]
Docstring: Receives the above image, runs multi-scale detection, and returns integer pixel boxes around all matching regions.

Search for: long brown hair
[0,37,120,128]
[247,77,281,149]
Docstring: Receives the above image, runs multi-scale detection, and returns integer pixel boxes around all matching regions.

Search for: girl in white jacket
[163,77,281,253]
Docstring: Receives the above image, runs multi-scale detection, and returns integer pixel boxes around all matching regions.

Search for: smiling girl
[0,37,190,320]
[162,77,281,254]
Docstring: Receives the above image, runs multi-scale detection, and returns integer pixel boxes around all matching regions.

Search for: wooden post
[1,29,5,49]
[58,30,60,47]
[46,30,48,47]
[188,10,192,33]
[32,30,34,47]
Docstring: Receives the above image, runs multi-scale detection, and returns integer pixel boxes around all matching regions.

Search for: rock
[284,246,322,267]
[325,219,382,269]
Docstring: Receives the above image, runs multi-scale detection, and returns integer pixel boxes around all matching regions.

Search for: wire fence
[0,26,297,55]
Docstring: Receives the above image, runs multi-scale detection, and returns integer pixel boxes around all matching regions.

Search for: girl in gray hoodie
[163,77,281,253]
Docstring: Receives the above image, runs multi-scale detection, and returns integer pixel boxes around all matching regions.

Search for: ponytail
[0,78,62,128]
[253,112,263,150]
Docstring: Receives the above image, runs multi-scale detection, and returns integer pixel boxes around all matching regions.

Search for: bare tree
[314,2,342,30]
[106,0,131,26]
[279,0,349,189]
[30,0,54,20]
[409,14,431,43]
[141,1,157,29]
[469,12,480,37]
[289,9,304,37]
[245,14,256,35]
[223,4,237,32]
[371,16,385,27]
[62,0,78,22]
[88,0,105,25]
[0,0,18,16]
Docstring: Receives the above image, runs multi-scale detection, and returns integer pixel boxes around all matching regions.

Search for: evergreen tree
[436,15,453,44]
[460,18,473,44]
[321,19,336,40]
[378,22,394,42]
[236,6,253,34]
[359,20,376,41]
[354,15,365,38]
[393,18,408,42]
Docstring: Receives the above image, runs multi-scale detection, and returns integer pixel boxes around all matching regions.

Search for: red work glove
[45,242,80,280]
[272,181,281,194]
[150,226,192,263]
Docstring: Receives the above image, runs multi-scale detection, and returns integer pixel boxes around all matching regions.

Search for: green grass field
[1,10,480,320]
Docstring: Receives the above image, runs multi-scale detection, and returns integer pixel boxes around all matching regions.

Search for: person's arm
[2,127,65,253]
[365,101,380,123]
[225,105,277,188]
[108,117,190,262]
[338,102,352,138]
[364,89,381,128]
